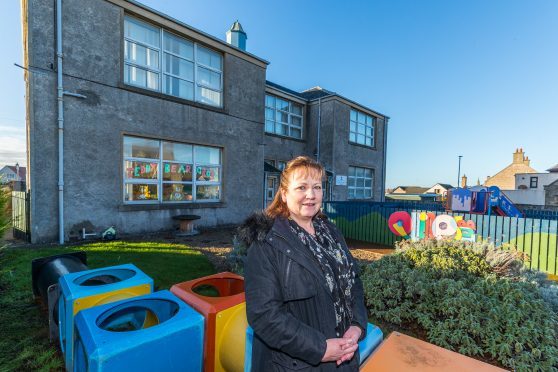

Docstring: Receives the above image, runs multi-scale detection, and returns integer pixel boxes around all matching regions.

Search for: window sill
[119,202,226,212]
[264,132,306,143]
[348,141,377,151]
[118,83,228,115]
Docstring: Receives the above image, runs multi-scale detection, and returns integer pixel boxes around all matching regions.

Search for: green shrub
[0,187,9,238]
[363,241,558,371]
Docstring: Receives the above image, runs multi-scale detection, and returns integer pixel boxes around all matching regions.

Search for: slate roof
[265,81,307,100]
[547,164,558,173]
[5,165,26,179]
[265,82,389,119]
[393,186,430,194]
[436,183,454,189]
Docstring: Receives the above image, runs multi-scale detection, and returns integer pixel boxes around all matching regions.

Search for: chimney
[476,178,480,186]
[524,156,530,166]
[461,174,467,188]
[513,148,524,164]
[226,20,247,51]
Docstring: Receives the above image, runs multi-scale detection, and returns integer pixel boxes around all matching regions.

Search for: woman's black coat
[240,213,368,371]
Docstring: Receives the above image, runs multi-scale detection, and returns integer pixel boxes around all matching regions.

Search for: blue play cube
[58,264,153,371]
[358,323,384,363]
[244,323,383,370]
[73,290,204,372]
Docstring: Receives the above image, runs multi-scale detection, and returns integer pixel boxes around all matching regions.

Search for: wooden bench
[172,214,201,236]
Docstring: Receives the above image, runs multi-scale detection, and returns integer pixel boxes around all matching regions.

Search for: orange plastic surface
[170,272,245,372]
[360,332,507,372]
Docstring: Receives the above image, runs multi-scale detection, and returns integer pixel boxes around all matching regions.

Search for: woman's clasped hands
[321,325,362,366]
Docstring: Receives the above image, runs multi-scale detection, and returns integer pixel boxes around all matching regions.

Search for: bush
[362,240,558,371]
[0,187,9,238]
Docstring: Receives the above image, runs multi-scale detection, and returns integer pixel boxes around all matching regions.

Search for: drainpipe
[56,0,64,244]
[317,97,321,162]
[381,117,389,202]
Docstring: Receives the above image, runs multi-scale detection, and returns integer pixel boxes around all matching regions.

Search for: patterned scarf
[289,217,356,336]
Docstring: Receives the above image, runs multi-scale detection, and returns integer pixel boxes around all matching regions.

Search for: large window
[124,16,223,107]
[265,94,303,139]
[123,136,221,204]
[348,166,373,199]
[349,109,374,147]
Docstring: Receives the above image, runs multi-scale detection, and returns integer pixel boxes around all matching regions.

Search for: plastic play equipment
[58,264,153,371]
[447,186,523,217]
[171,272,246,372]
[73,290,204,371]
[387,211,412,239]
[31,252,88,342]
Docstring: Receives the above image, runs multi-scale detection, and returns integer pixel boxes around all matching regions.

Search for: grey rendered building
[22,0,389,243]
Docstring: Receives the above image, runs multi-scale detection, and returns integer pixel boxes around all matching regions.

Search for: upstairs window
[265,94,303,139]
[530,177,538,188]
[349,109,375,147]
[124,16,223,107]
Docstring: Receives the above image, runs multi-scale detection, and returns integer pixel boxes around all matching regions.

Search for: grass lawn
[0,241,216,371]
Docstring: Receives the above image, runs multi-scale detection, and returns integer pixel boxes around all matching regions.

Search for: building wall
[515,173,558,191]
[545,180,558,207]
[325,100,386,201]
[504,190,546,206]
[25,0,266,242]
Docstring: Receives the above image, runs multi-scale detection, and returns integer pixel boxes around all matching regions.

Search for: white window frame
[349,109,375,147]
[265,94,304,139]
[123,136,222,204]
[348,166,374,200]
[124,16,223,107]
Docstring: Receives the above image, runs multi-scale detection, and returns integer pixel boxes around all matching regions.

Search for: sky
[1,0,557,188]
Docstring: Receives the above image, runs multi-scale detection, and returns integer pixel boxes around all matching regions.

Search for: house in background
[0,163,26,191]
[504,164,558,207]
[22,0,388,243]
[425,183,454,198]
[385,186,438,202]
[484,148,538,190]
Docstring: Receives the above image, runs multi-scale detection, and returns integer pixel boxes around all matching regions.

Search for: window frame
[264,94,304,140]
[123,136,222,205]
[347,166,374,200]
[123,16,223,108]
[349,109,375,148]
[530,176,538,188]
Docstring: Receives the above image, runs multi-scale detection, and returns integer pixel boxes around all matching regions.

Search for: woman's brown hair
[265,156,325,219]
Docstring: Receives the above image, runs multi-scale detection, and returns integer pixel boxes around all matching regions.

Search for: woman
[240,156,368,371]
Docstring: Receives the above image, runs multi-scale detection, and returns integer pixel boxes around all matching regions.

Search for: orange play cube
[360,332,507,372]
[170,272,245,372]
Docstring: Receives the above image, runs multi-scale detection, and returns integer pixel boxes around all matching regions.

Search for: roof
[264,162,282,173]
[298,87,335,100]
[392,186,430,194]
[265,83,389,119]
[1,165,26,179]
[547,164,558,173]
[266,81,307,100]
[8,166,26,179]
[437,183,454,189]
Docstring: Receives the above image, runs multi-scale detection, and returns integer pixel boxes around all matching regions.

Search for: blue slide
[487,186,524,217]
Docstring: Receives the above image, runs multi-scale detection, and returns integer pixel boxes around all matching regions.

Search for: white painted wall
[515,172,558,191]
[504,189,546,206]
